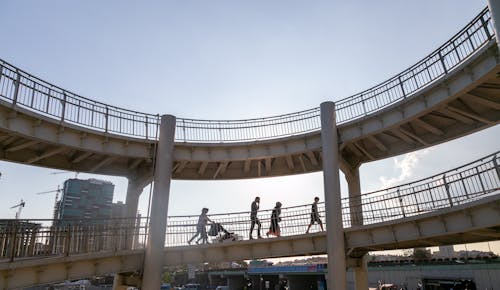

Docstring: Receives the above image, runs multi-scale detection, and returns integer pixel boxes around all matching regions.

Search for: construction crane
[50,171,79,178]
[10,199,25,219]
[36,185,62,220]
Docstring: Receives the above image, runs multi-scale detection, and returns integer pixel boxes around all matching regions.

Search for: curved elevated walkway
[0,8,497,179]
[0,151,498,288]
[1,193,498,289]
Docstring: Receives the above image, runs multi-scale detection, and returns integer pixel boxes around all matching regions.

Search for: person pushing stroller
[188,207,213,245]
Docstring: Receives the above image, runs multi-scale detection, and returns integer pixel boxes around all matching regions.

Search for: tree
[162,272,172,283]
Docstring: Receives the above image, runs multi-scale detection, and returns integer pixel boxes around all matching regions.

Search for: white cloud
[378,150,430,189]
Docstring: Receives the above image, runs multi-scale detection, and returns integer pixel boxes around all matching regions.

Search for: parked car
[215,286,229,290]
[182,284,201,289]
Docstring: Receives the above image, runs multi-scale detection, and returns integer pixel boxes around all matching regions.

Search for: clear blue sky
[0,1,498,253]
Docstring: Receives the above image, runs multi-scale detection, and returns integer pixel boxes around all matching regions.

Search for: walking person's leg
[188,232,199,244]
[256,218,262,238]
[249,219,256,239]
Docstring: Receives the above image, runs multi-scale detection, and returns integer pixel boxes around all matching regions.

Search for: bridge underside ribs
[71,151,93,163]
[26,147,66,164]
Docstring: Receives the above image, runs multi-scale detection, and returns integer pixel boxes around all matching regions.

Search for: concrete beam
[413,118,444,136]
[174,161,188,174]
[198,161,208,176]
[389,129,415,144]
[447,105,493,124]
[465,93,500,110]
[89,156,116,172]
[26,147,66,164]
[305,151,319,166]
[438,107,475,124]
[72,151,93,163]
[399,128,428,146]
[367,135,388,152]
[285,155,294,170]
[353,142,374,161]
[213,161,229,179]
[244,160,251,174]
[297,155,306,173]
[128,158,143,170]
[5,140,38,152]
[265,158,272,174]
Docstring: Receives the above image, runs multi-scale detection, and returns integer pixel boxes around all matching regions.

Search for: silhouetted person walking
[188,208,212,244]
[249,196,262,239]
[266,202,282,237]
[306,197,324,233]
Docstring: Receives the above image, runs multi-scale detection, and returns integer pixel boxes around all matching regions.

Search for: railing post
[438,50,448,74]
[64,226,71,256]
[361,99,367,116]
[427,183,436,208]
[492,155,500,180]
[397,189,406,218]
[476,167,487,194]
[459,172,470,200]
[104,106,109,133]
[12,70,21,106]
[183,119,186,142]
[8,222,18,262]
[61,92,67,122]
[45,88,51,113]
[145,115,149,140]
[466,30,476,52]
[443,174,454,207]
[398,76,406,98]
[481,11,493,40]
[412,188,420,213]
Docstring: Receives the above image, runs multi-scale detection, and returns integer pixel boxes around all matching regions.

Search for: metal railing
[1,151,498,261]
[0,217,149,262]
[342,151,500,227]
[0,8,494,142]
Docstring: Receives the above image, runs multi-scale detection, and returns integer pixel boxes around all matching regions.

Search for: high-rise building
[57,178,114,221]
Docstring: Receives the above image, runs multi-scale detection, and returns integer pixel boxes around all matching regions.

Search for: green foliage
[162,272,172,283]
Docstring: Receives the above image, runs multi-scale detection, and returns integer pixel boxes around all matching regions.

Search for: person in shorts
[306,197,324,233]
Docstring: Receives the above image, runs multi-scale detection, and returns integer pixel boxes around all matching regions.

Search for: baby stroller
[208,222,239,242]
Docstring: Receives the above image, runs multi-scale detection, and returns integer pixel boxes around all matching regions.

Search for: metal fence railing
[0,217,149,262]
[341,151,500,227]
[0,8,494,142]
[2,151,497,262]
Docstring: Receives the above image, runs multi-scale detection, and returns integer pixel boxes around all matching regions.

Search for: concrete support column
[353,255,369,290]
[112,274,127,290]
[142,115,176,290]
[320,101,346,290]
[123,176,150,250]
[343,164,363,227]
[488,0,500,50]
[124,179,143,219]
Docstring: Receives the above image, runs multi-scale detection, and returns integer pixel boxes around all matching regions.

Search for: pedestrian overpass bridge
[0,8,497,181]
[0,5,499,290]
[0,151,498,288]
